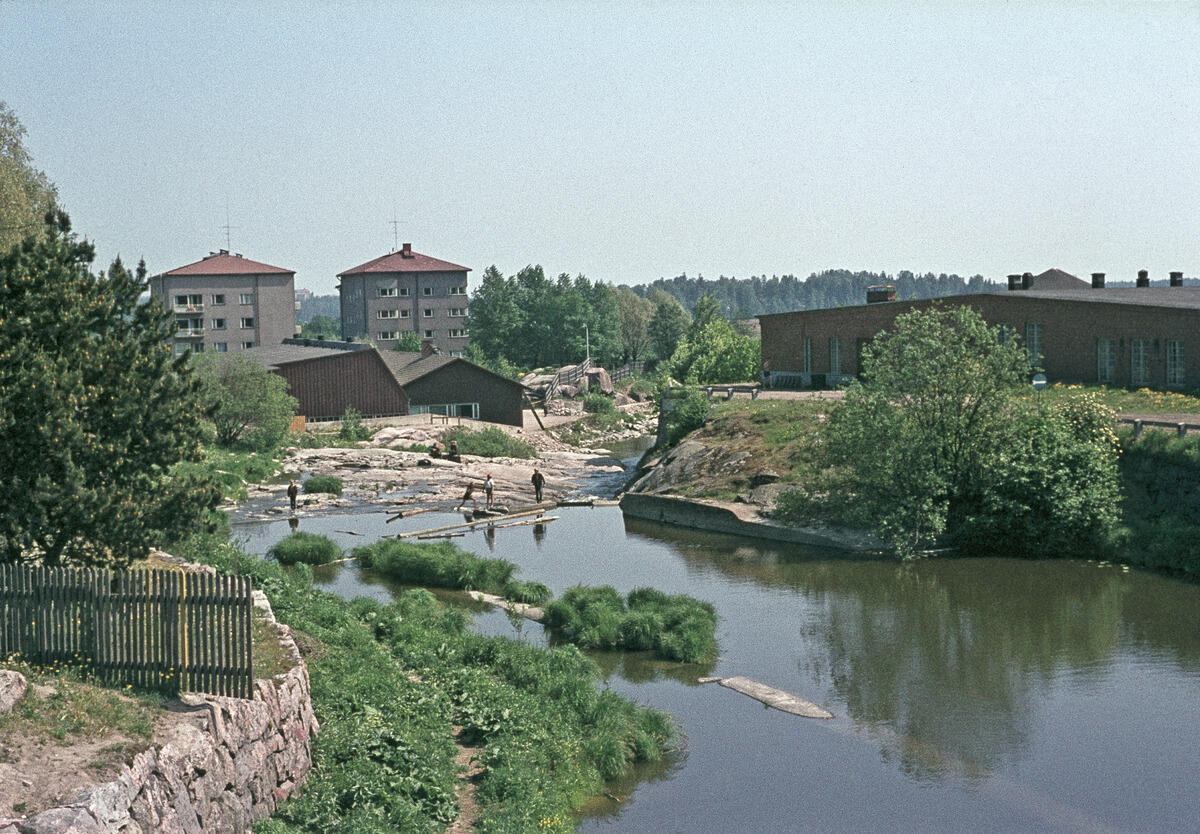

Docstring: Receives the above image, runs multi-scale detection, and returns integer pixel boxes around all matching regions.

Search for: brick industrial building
[759,269,1200,391]
[337,243,471,356]
[149,251,297,356]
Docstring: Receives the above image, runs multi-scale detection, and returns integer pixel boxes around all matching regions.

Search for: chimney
[1007,274,1022,291]
[1021,272,1034,290]
[1137,269,1150,288]
[219,249,229,255]
[401,243,414,258]
[1170,271,1184,287]
[866,284,896,304]
[420,339,439,356]
[1092,272,1105,289]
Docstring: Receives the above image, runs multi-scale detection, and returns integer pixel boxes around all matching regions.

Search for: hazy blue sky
[4,2,1198,295]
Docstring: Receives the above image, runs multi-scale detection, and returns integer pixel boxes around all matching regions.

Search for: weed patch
[268,532,341,566]
[302,475,343,496]
[442,426,537,459]
[353,539,517,594]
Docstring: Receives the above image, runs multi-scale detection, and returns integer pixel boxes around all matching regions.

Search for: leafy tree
[0,102,58,252]
[663,297,760,384]
[823,306,1120,558]
[299,314,339,340]
[392,331,422,352]
[647,289,690,361]
[615,286,653,362]
[467,265,521,361]
[0,213,219,566]
[194,353,298,450]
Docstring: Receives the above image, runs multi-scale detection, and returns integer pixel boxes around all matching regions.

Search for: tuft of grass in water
[502,579,553,606]
[354,539,517,594]
[268,531,341,566]
[543,585,718,663]
[302,475,343,495]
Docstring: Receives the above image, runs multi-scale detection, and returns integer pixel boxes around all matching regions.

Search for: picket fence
[0,564,254,698]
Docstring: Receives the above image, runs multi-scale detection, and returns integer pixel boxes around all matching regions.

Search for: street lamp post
[585,324,590,362]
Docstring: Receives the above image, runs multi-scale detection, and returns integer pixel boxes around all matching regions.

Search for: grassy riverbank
[176,534,675,833]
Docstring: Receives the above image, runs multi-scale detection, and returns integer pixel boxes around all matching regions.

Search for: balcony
[175,328,205,338]
[173,304,204,314]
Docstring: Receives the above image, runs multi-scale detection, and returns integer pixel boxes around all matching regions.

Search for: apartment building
[759,269,1200,391]
[337,243,471,355]
[149,250,296,355]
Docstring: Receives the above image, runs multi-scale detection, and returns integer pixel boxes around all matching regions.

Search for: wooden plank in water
[467,590,545,622]
[699,675,833,719]
[398,507,550,538]
[385,506,437,523]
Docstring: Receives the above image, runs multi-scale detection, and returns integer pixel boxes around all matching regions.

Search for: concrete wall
[5,565,318,834]
[339,270,470,355]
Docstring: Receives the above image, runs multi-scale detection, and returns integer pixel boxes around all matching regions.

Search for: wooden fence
[0,564,254,698]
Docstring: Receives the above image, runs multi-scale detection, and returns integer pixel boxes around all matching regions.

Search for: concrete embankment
[617,492,886,552]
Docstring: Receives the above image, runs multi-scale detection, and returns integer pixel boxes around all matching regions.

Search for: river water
[232,471,1200,832]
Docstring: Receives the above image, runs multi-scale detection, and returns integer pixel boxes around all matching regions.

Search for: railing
[175,328,205,338]
[0,564,254,698]
[173,304,204,314]
[1119,418,1200,438]
[664,384,763,401]
[610,361,645,383]
[545,357,592,402]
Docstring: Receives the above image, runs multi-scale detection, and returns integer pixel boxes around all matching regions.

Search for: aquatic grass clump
[354,538,517,594]
[502,579,553,606]
[302,475,343,495]
[543,585,718,663]
[267,531,341,565]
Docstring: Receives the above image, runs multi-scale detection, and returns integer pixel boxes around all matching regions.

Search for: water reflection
[585,647,715,685]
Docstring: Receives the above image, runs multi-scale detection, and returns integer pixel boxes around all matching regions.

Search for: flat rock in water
[701,675,833,719]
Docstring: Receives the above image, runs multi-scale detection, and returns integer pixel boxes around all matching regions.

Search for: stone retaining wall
[4,580,318,834]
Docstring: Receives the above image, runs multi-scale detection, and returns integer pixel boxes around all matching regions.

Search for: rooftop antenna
[220,197,238,251]
[389,201,401,252]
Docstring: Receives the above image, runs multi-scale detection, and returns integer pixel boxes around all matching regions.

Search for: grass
[1039,383,1200,415]
[1116,427,1200,578]
[542,585,718,663]
[177,534,675,834]
[442,425,537,459]
[302,475,343,495]
[353,538,518,594]
[172,445,281,502]
[268,532,342,565]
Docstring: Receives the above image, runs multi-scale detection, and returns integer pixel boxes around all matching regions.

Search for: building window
[211,294,225,305]
[424,329,436,339]
[1131,339,1150,385]
[1167,340,1185,386]
[448,308,467,317]
[378,309,398,319]
[211,318,226,330]
[190,343,204,353]
[214,342,228,353]
[398,287,410,297]
[173,343,188,356]
[448,329,469,338]
[411,402,479,419]
[1025,322,1043,363]
[829,338,841,375]
[1097,339,1116,383]
[450,286,467,296]
[242,341,256,350]
[176,317,202,335]
[378,331,397,341]
[239,293,255,305]
[423,308,434,318]
[240,317,255,329]
[803,337,813,375]
[399,309,411,318]
[422,286,434,296]
[174,293,203,310]
[450,350,464,357]
[378,287,397,297]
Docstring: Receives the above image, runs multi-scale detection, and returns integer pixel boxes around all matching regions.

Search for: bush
[659,387,711,447]
[583,392,616,414]
[337,406,371,442]
[268,532,341,565]
[543,585,718,663]
[442,426,536,459]
[354,539,517,593]
[302,475,343,495]
[502,580,553,606]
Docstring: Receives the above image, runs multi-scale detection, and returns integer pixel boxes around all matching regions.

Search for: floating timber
[385,506,437,523]
[467,590,545,622]
[698,676,833,719]
[398,506,552,539]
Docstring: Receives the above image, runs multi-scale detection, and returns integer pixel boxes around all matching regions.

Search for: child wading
[456,482,478,510]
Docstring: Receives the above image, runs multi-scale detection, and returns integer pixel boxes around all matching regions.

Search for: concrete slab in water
[700,675,833,719]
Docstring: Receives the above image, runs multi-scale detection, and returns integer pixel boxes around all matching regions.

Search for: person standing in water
[531,468,545,502]
[287,479,299,513]
[484,474,495,509]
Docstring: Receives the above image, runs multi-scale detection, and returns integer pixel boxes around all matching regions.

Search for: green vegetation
[659,387,713,448]
[194,353,299,451]
[172,445,280,503]
[0,101,58,251]
[583,391,616,414]
[0,213,220,566]
[552,408,640,447]
[302,475,343,496]
[296,314,339,341]
[442,425,537,459]
[502,579,553,606]
[354,539,517,593]
[543,585,718,663]
[178,536,674,833]
[391,331,423,352]
[268,532,341,565]
[822,307,1122,557]
[1041,382,1200,415]
[1117,429,1200,578]
[663,295,760,385]
[336,406,371,442]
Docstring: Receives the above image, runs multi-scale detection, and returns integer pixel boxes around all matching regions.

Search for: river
[231,478,1200,832]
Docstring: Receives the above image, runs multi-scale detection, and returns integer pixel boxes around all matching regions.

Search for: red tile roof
[338,246,470,277]
[161,251,294,276]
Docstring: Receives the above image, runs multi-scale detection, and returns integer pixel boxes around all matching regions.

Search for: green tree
[824,306,1120,557]
[467,265,522,362]
[299,314,339,340]
[194,353,298,450]
[615,286,653,362]
[663,296,760,384]
[647,289,690,361]
[0,213,219,566]
[392,331,422,352]
[0,102,58,252]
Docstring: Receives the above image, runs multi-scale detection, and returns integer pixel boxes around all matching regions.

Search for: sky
[3,2,1199,296]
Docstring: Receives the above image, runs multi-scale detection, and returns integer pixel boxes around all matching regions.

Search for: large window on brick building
[803,338,812,374]
[1097,339,1116,383]
[1131,339,1150,385]
[829,338,841,375]
[1167,340,1185,386]
[1025,322,1042,363]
